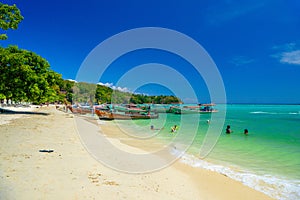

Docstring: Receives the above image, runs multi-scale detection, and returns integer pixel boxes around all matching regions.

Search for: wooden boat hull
[95,110,159,120]
[67,105,93,114]
[169,106,218,114]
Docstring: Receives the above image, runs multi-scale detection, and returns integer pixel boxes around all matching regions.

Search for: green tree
[60,80,75,103]
[94,84,182,105]
[0,46,63,104]
[112,90,131,104]
[0,3,23,40]
[72,82,97,104]
[95,85,113,103]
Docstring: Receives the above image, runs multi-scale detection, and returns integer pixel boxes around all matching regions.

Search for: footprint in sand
[103,181,119,186]
[88,172,119,186]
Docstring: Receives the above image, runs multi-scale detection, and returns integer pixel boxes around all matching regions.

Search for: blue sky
[1,0,300,104]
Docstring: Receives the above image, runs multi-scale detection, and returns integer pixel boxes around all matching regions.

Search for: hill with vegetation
[72,83,182,105]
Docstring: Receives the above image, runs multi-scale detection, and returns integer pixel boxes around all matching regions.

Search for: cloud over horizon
[97,82,132,93]
[66,79,78,83]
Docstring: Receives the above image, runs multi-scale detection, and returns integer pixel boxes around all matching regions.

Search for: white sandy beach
[0,106,274,200]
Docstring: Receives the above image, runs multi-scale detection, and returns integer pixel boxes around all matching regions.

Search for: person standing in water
[171,125,178,133]
[151,125,163,130]
[244,129,249,135]
[226,125,232,134]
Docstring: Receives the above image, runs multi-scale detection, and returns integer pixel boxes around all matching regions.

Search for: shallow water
[115,104,300,199]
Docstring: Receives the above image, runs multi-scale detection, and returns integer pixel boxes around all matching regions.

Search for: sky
[1,0,300,104]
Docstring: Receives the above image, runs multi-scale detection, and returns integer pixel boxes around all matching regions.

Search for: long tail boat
[67,105,94,114]
[95,105,159,120]
[168,103,218,114]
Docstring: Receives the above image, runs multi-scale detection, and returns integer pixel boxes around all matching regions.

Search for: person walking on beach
[226,125,232,134]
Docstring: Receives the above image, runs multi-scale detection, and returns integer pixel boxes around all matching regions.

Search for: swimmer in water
[226,125,232,134]
[171,125,178,133]
[151,125,163,130]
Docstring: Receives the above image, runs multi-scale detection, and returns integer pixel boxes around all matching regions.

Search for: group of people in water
[226,125,249,135]
[150,125,178,133]
[151,123,249,135]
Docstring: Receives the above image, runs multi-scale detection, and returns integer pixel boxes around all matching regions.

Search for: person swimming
[244,129,249,135]
[171,125,178,133]
[151,125,163,130]
[226,125,232,134]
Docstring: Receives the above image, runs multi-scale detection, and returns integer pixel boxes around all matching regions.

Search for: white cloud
[97,82,132,93]
[119,87,131,93]
[66,79,78,83]
[272,42,296,51]
[97,82,113,87]
[230,56,255,66]
[271,42,300,65]
[280,50,300,65]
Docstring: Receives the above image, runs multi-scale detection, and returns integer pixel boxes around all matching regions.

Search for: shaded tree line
[0,46,71,104]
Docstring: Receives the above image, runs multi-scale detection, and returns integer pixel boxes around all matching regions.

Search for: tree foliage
[95,85,113,103]
[61,80,75,103]
[0,3,23,40]
[72,82,97,105]
[95,84,182,104]
[130,94,181,104]
[0,46,63,104]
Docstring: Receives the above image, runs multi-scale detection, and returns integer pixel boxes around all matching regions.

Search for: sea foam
[250,111,300,115]
[171,148,300,200]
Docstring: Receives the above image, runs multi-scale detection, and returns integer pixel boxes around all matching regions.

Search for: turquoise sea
[115,104,300,200]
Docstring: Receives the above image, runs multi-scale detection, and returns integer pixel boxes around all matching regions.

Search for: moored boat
[151,104,175,113]
[168,103,218,114]
[113,104,147,113]
[95,104,158,120]
[67,105,94,114]
[95,110,158,120]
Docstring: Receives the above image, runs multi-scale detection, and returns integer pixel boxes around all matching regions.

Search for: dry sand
[0,105,38,126]
[0,106,274,200]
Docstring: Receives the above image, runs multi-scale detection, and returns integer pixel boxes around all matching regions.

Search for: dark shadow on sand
[0,108,49,116]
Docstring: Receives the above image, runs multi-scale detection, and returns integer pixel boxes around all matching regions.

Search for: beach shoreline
[95,116,277,200]
[0,106,274,199]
